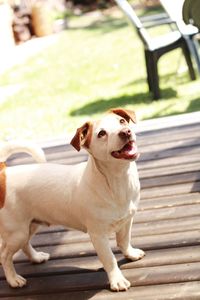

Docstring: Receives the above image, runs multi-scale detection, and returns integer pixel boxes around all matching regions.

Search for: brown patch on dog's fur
[110,108,137,123]
[71,122,93,151]
[0,162,6,209]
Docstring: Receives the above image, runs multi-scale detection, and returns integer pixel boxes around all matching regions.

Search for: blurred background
[0,0,199,141]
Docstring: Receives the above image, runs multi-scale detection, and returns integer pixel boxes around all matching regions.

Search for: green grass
[0,9,200,141]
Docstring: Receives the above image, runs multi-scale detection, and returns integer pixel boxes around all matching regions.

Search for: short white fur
[0,110,145,291]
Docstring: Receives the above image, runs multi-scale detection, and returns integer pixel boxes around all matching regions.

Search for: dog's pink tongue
[121,143,137,159]
[112,142,138,159]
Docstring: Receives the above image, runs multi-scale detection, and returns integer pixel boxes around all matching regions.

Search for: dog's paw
[31,251,50,264]
[125,247,145,261]
[8,274,27,288]
[110,272,131,292]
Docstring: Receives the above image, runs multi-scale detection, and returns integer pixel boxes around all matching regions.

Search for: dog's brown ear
[70,122,93,152]
[110,108,136,123]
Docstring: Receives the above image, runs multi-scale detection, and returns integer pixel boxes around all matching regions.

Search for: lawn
[0,6,200,141]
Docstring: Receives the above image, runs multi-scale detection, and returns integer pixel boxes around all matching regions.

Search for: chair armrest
[140,13,176,28]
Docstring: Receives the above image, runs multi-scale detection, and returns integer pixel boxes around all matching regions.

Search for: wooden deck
[1,115,200,299]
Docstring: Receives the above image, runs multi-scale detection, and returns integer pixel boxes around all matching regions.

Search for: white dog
[0,108,145,291]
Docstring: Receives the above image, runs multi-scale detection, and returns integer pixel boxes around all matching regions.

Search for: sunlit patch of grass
[0,9,199,141]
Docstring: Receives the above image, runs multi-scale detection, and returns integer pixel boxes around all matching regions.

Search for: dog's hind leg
[22,222,50,264]
[0,230,28,288]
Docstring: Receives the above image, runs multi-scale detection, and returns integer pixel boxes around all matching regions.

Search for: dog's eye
[98,130,107,138]
[120,118,126,124]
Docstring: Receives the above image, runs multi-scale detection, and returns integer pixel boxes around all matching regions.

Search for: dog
[0,108,145,291]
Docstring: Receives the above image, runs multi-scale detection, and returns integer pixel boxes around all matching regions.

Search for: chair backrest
[183,0,200,29]
[160,0,198,35]
[114,0,152,48]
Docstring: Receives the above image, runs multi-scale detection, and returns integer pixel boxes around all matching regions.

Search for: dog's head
[70,108,139,162]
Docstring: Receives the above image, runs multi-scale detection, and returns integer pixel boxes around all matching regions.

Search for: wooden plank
[131,230,200,251]
[120,245,200,269]
[139,121,200,135]
[139,162,200,178]
[138,129,200,144]
[138,137,200,153]
[125,262,200,287]
[137,125,200,146]
[141,171,200,189]
[4,281,200,300]
[140,145,200,162]
[140,193,200,210]
[135,203,200,223]
[1,262,200,297]
[138,122,200,140]
[132,215,200,237]
[138,153,200,170]
[141,182,200,199]
[80,281,200,300]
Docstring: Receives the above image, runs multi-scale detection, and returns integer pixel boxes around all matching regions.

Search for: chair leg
[181,40,196,80]
[145,50,160,100]
[150,52,160,100]
[191,37,200,74]
[184,35,200,74]
[144,50,153,92]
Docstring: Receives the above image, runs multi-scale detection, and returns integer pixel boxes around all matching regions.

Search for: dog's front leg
[116,218,145,261]
[89,232,130,291]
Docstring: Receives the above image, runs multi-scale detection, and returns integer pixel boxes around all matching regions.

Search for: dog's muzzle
[111,129,139,160]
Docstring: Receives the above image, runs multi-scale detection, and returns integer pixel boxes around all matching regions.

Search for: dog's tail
[0,141,46,163]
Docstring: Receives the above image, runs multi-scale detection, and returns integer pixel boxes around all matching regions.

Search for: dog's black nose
[119,128,132,140]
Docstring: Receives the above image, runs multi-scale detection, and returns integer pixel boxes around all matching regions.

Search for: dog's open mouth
[111,141,138,160]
